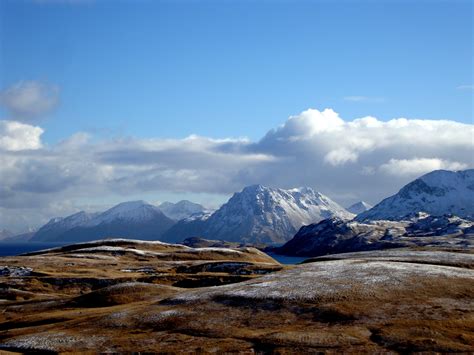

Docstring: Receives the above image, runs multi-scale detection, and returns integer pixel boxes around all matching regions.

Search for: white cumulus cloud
[0,121,44,151]
[0,108,473,232]
[379,158,468,177]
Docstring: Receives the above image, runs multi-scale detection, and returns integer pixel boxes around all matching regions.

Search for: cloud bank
[0,108,472,231]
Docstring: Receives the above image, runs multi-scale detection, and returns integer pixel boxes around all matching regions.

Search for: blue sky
[1,0,472,144]
[0,0,473,232]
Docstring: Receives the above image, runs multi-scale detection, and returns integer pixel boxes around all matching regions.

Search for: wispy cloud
[0,81,59,122]
[456,84,473,90]
[343,96,385,103]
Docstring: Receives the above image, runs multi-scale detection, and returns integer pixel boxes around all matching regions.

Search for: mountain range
[277,169,474,256]
[30,201,175,242]
[28,186,353,244]
[162,185,354,244]
[11,169,474,246]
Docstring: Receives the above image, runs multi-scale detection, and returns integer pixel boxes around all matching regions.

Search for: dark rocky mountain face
[276,213,474,257]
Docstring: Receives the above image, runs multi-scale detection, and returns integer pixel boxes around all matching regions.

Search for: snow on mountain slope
[158,200,205,221]
[356,169,474,222]
[163,185,353,244]
[84,201,165,225]
[31,211,100,242]
[161,212,212,243]
[32,201,176,242]
[276,212,474,257]
[346,201,373,215]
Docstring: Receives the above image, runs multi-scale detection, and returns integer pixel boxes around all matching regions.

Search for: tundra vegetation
[0,239,473,352]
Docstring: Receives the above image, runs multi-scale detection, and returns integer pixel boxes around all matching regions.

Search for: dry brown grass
[0,243,473,352]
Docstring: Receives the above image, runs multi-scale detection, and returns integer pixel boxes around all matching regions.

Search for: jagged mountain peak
[163,184,354,244]
[241,184,266,192]
[357,169,474,222]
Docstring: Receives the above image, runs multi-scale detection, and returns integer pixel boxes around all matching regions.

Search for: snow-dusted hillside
[158,200,205,221]
[163,185,353,244]
[346,201,372,215]
[32,201,175,242]
[357,169,474,222]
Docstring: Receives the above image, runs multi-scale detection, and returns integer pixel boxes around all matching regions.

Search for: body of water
[0,242,66,257]
[266,252,308,265]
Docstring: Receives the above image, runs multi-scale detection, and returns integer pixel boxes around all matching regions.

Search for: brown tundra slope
[0,239,473,353]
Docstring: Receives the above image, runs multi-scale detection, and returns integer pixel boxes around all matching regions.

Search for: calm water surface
[0,243,67,257]
[266,252,308,264]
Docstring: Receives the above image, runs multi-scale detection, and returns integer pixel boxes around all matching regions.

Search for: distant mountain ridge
[25,169,474,245]
[158,200,205,221]
[162,185,354,244]
[357,169,474,222]
[32,211,100,242]
[31,201,175,242]
[346,201,372,215]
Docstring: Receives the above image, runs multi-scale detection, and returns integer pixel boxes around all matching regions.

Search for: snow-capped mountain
[163,185,354,244]
[357,169,474,222]
[31,211,100,242]
[84,201,165,225]
[32,201,176,242]
[276,212,474,257]
[158,200,205,221]
[346,201,372,215]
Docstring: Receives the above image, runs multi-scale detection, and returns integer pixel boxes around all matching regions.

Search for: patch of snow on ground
[0,266,33,277]
[170,259,474,303]
[2,332,106,351]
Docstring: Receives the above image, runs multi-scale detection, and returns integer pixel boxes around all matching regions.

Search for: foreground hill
[276,213,474,257]
[163,185,353,244]
[31,201,176,242]
[0,241,473,352]
[357,169,474,222]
